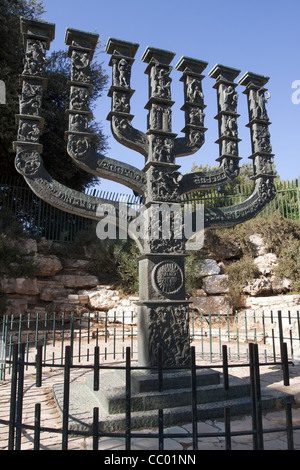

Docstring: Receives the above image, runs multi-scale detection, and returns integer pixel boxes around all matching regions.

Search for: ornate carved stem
[239,71,275,180]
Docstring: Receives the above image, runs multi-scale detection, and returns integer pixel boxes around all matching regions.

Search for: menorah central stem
[135,47,190,368]
[106,40,193,368]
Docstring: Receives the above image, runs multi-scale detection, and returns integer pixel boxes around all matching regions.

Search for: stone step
[52,381,293,432]
[109,367,221,392]
[87,372,250,415]
[101,391,291,432]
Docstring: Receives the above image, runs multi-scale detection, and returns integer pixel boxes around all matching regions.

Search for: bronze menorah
[14,18,276,368]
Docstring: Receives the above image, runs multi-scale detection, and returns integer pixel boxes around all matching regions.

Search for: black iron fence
[0,309,299,380]
[1,342,299,451]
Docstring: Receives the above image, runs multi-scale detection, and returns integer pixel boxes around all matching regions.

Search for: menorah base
[52,368,292,433]
[136,301,192,369]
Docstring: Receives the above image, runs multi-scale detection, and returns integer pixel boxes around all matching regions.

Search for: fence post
[281,342,290,386]
[8,343,18,450]
[190,346,198,450]
[15,343,25,450]
[36,345,43,388]
[62,345,71,450]
[125,347,131,451]
[249,343,264,450]
[222,345,229,391]
[34,403,41,450]
[278,310,284,362]
[93,407,99,450]
[94,346,100,391]
[224,407,231,450]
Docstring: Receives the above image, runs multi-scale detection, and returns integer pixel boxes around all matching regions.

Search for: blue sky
[41,0,300,194]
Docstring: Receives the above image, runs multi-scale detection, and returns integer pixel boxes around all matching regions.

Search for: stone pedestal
[52,365,292,432]
[137,254,191,368]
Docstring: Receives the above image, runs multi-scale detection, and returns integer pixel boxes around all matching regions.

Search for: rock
[37,280,65,290]
[34,254,63,277]
[202,275,229,294]
[23,238,38,253]
[54,274,99,289]
[249,234,267,256]
[80,288,119,309]
[46,302,89,315]
[107,305,137,325]
[78,294,89,304]
[195,259,221,277]
[254,253,277,275]
[193,289,207,297]
[1,277,40,295]
[208,242,241,260]
[40,287,69,302]
[242,277,273,296]
[6,238,38,253]
[189,295,233,315]
[240,294,300,312]
[62,259,91,271]
[37,238,53,253]
[271,278,292,294]
[5,298,28,315]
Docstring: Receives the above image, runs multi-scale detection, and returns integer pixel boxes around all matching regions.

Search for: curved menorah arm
[202,176,276,229]
[67,145,146,195]
[191,71,276,228]
[64,31,147,195]
[14,152,119,219]
[14,18,141,229]
[178,162,240,195]
[106,38,149,158]
[14,150,143,254]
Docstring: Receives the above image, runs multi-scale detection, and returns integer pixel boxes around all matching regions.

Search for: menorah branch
[14,18,130,222]
[106,38,149,158]
[65,31,146,196]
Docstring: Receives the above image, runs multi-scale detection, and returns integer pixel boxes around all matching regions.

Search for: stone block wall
[0,233,298,319]
[0,237,138,320]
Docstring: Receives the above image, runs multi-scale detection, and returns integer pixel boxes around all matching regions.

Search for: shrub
[225,256,260,310]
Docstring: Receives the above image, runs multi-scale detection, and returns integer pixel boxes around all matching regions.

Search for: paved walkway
[0,352,299,451]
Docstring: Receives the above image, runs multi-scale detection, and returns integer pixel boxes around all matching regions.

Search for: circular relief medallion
[152,261,184,295]
[67,134,89,159]
[15,150,42,176]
